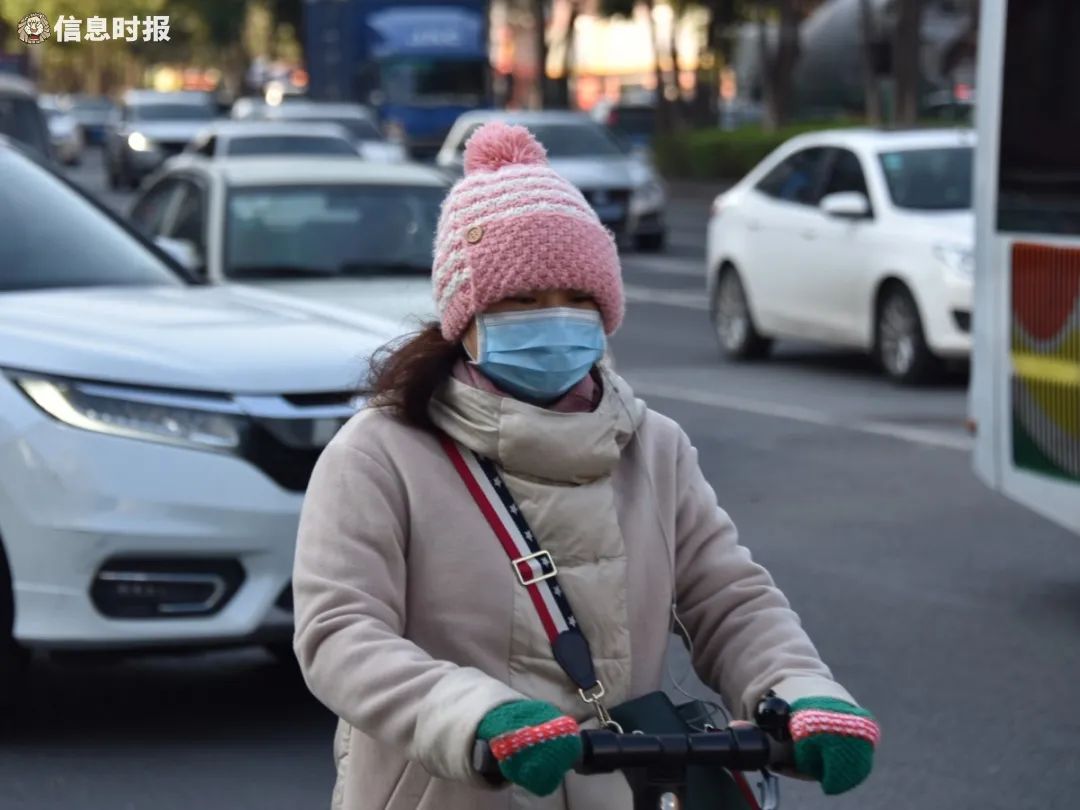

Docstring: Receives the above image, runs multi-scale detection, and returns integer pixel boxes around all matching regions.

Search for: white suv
[0,141,393,681]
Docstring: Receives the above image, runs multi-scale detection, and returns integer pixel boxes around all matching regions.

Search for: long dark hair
[361,322,463,431]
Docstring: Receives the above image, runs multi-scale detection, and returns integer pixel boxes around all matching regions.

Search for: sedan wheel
[876,286,939,384]
[711,269,772,360]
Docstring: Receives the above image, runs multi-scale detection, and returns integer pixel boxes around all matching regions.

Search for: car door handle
[801,229,817,240]
[747,219,761,231]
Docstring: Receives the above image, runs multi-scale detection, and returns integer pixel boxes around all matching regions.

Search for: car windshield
[225,184,444,279]
[877,147,974,211]
[0,149,184,291]
[607,106,655,138]
[294,116,382,142]
[129,104,216,122]
[0,96,50,155]
[381,59,486,106]
[226,136,358,157]
[518,123,626,158]
[72,97,114,112]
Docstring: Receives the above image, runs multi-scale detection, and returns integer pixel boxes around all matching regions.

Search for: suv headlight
[12,376,245,452]
[127,131,154,152]
[631,179,666,215]
[933,243,974,282]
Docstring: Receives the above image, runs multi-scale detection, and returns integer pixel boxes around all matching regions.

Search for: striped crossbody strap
[440,436,618,725]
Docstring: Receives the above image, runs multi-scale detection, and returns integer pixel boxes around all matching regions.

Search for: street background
[0,151,1075,810]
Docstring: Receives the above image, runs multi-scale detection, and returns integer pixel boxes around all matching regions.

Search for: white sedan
[0,139,398,683]
[130,156,445,334]
[706,129,975,383]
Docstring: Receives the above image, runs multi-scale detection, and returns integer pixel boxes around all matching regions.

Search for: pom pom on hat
[464,121,548,174]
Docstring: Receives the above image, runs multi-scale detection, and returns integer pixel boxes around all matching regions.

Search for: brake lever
[758,770,781,810]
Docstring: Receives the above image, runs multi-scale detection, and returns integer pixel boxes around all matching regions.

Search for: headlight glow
[14,376,244,452]
[631,179,666,215]
[933,243,974,281]
[127,131,153,151]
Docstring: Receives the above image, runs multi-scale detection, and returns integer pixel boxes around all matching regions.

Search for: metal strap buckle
[579,681,623,733]
[511,550,557,586]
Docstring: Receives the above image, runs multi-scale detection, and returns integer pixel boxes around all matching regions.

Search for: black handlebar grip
[472,739,506,786]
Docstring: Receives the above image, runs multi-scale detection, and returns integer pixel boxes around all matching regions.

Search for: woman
[293,122,879,810]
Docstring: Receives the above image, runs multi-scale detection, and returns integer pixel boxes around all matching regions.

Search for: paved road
[7,149,1077,810]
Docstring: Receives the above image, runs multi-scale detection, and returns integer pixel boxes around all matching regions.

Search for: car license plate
[592,203,625,222]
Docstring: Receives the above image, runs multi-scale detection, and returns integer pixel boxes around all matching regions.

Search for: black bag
[609,691,762,810]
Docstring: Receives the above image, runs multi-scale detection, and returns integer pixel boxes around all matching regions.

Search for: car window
[0,95,50,157]
[226,135,358,157]
[225,184,445,279]
[0,148,183,291]
[524,124,626,157]
[823,149,869,198]
[130,178,183,236]
[129,103,217,122]
[755,147,831,206]
[878,147,973,211]
[168,180,207,252]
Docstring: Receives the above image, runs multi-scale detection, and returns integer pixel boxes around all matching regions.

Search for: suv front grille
[582,188,631,232]
[234,391,362,492]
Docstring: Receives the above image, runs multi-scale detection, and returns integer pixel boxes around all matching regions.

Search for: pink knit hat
[432,121,624,341]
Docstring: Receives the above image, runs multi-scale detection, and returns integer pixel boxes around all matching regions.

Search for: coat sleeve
[292,437,525,785]
[671,428,857,719]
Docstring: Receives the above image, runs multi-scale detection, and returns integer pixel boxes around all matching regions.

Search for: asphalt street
[4,149,1076,810]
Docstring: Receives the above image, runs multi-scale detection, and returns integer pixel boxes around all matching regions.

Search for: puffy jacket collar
[430,365,646,484]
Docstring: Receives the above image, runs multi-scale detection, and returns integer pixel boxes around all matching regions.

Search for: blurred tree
[551,0,580,109]
[5,0,166,92]
[858,0,884,123]
[165,0,250,98]
[892,0,922,124]
[531,0,552,107]
[600,0,675,130]
[755,0,802,131]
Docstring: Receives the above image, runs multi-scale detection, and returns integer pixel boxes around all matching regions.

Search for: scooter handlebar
[473,724,792,785]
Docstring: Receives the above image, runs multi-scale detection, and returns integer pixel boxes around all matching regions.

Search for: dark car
[104,90,218,190]
[0,75,51,161]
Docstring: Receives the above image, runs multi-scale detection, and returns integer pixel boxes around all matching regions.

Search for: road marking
[623,284,709,310]
[628,380,973,451]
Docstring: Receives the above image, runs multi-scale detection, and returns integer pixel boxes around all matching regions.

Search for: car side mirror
[820,192,871,220]
[155,236,204,276]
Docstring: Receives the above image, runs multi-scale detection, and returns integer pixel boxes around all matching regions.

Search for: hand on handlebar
[788,697,880,796]
[476,700,582,797]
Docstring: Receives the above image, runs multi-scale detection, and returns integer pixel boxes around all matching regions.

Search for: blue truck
[303,0,491,159]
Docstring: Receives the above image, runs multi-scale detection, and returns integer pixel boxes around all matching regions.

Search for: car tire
[0,538,29,708]
[635,231,666,253]
[875,284,940,384]
[711,266,773,360]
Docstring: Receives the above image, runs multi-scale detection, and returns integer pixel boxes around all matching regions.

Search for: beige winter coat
[293,369,854,810]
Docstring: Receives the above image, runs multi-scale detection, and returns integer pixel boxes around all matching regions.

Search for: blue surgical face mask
[469,307,606,403]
